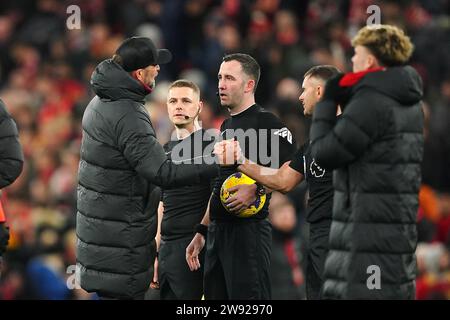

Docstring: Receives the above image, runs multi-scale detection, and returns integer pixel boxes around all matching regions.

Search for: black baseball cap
[115,36,172,72]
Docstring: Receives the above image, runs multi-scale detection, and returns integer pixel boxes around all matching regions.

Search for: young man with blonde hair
[310,24,423,299]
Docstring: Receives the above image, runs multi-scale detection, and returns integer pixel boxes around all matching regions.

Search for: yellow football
[220,172,266,218]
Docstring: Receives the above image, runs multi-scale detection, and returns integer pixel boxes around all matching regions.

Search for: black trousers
[159,236,204,300]
[204,219,272,300]
[306,219,331,300]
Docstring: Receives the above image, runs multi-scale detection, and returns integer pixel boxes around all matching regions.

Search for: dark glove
[0,223,10,255]
[322,73,351,106]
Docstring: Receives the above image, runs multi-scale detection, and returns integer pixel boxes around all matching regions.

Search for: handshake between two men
[213,139,245,166]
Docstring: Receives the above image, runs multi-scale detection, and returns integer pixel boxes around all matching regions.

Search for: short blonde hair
[352,24,414,67]
[168,79,200,97]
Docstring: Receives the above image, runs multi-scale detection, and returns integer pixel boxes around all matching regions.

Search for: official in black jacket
[310,25,423,299]
[76,37,216,300]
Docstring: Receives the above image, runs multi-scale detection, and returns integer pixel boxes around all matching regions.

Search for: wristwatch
[255,183,266,196]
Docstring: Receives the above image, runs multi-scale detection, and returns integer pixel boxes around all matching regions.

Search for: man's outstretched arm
[238,160,303,193]
[118,110,218,188]
[215,140,304,193]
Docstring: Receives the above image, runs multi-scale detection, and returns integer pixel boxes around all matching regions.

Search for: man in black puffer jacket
[310,25,423,299]
[0,99,24,258]
[76,37,217,300]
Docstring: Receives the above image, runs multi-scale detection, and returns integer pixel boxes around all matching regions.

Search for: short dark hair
[222,53,260,92]
[168,79,200,97]
[304,65,341,83]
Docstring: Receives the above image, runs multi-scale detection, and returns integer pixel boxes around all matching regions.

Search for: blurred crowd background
[0,0,449,300]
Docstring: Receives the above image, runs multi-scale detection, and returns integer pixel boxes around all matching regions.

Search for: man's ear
[317,85,323,99]
[245,79,256,93]
[198,101,203,114]
[367,54,380,69]
[131,69,143,81]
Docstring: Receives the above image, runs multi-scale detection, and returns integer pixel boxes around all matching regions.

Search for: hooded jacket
[76,59,216,299]
[310,66,424,299]
[0,99,23,226]
[0,99,23,191]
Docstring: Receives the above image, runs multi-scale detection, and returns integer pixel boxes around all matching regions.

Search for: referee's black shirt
[161,129,217,241]
[210,104,296,221]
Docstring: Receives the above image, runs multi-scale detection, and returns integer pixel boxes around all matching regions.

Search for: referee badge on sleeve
[273,127,293,144]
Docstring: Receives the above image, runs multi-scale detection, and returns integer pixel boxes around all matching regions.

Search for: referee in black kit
[186,53,296,300]
[226,65,341,299]
[154,79,218,300]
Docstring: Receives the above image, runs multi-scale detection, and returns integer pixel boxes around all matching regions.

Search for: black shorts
[159,236,204,300]
[204,219,272,300]
[306,219,331,300]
